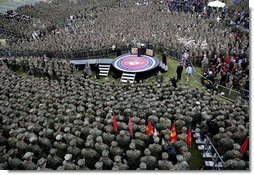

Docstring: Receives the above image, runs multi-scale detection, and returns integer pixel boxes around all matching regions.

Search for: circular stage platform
[112,54,160,73]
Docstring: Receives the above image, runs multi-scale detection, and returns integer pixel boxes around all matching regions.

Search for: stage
[111,54,160,80]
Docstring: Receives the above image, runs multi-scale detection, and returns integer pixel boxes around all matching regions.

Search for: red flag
[240,137,249,154]
[186,128,192,148]
[145,121,154,136]
[170,123,177,143]
[128,117,133,137]
[113,114,118,133]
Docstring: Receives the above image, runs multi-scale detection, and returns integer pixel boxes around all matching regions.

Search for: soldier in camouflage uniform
[95,161,103,170]
[173,155,189,170]
[8,149,23,170]
[158,152,174,170]
[53,134,67,158]
[99,150,113,170]
[112,155,129,170]
[38,131,52,155]
[62,154,78,170]
[22,152,36,170]
[94,136,109,155]
[81,141,100,169]
[76,159,90,170]
[102,126,115,146]
[109,141,124,159]
[126,142,141,170]
[47,148,62,170]
[140,148,157,170]
[16,134,28,158]
[37,157,50,170]
[67,139,81,160]
[116,130,130,150]
[148,136,162,159]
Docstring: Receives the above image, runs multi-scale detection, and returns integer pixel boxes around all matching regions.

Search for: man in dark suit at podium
[137,48,141,57]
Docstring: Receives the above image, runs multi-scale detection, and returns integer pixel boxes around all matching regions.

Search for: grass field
[0,0,8,3]
[189,138,204,170]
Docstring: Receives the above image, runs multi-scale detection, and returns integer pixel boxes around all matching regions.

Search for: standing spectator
[170,76,177,88]
[94,61,100,79]
[176,63,183,81]
[185,64,193,82]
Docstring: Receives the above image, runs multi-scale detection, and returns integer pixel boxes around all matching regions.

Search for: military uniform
[140,149,157,170]
[16,140,28,158]
[109,141,124,159]
[116,131,130,150]
[126,143,141,170]
[132,138,146,151]
[148,137,162,159]
[53,141,67,158]
[174,155,189,170]
[81,147,100,169]
[38,136,53,154]
[89,127,103,140]
[67,143,81,160]
[22,152,36,170]
[112,155,128,170]
[158,153,174,170]
[8,157,23,170]
[47,149,62,170]
[95,161,103,170]
[102,132,115,146]
[63,161,78,170]
[94,136,109,155]
[99,150,113,170]
[77,159,90,170]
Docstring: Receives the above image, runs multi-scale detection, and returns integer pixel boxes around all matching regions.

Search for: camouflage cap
[129,142,136,149]
[177,155,183,162]
[112,166,120,170]
[69,140,76,146]
[64,154,72,161]
[77,159,85,166]
[233,143,241,151]
[64,127,70,133]
[154,137,160,143]
[102,150,109,157]
[162,152,169,159]
[74,131,81,137]
[16,133,24,140]
[114,155,121,162]
[37,158,47,166]
[23,152,34,160]
[96,136,103,142]
[56,134,63,141]
[119,130,125,136]
[144,148,151,156]
[95,161,103,169]
[111,141,118,147]
[49,148,57,155]
[27,125,34,131]
[139,162,147,169]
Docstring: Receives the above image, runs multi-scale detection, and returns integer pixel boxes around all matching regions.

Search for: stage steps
[120,72,136,84]
[99,64,111,76]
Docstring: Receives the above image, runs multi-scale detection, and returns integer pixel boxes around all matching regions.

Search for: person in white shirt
[185,65,192,82]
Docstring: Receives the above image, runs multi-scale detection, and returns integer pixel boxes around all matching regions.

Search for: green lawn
[189,138,204,170]
[0,0,8,3]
